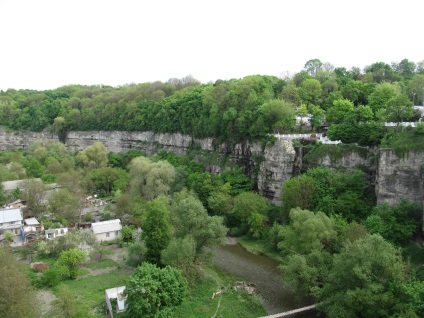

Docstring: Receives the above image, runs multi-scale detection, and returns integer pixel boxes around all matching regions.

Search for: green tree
[259,99,295,132]
[20,179,46,217]
[364,199,422,245]
[126,241,147,267]
[0,248,41,318]
[48,188,81,225]
[326,98,354,125]
[171,191,227,256]
[300,78,322,105]
[161,236,197,276]
[367,82,399,114]
[315,234,416,317]
[129,157,176,201]
[281,175,317,217]
[57,248,86,279]
[75,142,108,169]
[230,192,271,235]
[304,59,323,76]
[278,208,337,255]
[125,263,188,318]
[143,197,172,264]
[385,94,414,123]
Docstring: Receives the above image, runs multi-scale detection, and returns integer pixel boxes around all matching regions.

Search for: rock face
[0,131,58,150]
[65,131,296,204]
[1,130,424,205]
[376,150,424,205]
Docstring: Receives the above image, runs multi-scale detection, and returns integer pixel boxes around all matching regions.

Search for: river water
[212,241,318,317]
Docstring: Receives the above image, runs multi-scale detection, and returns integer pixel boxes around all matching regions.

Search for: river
[212,241,319,317]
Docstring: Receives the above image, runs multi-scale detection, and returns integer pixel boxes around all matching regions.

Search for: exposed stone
[376,150,424,205]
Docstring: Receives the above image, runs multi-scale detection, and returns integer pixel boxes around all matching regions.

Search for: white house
[0,208,23,236]
[91,219,122,242]
[45,227,68,240]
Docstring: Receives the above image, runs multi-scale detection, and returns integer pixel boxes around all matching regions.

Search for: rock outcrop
[1,130,424,205]
[376,150,424,205]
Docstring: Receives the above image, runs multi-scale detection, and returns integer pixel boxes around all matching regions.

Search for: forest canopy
[1,58,423,146]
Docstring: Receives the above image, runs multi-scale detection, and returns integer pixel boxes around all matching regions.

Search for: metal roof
[24,217,40,226]
[1,178,41,192]
[0,208,23,223]
[91,219,122,234]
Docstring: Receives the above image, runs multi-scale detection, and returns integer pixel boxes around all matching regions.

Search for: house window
[60,229,64,234]
[10,221,15,224]
[115,231,119,236]
[106,232,110,237]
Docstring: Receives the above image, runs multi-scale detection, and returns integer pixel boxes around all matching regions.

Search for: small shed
[105,286,127,317]
[91,219,122,242]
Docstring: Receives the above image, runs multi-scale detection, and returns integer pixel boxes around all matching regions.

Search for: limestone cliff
[65,131,296,203]
[376,150,424,205]
[0,131,58,151]
[1,130,423,206]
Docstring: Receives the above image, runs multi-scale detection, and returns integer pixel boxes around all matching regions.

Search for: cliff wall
[0,131,58,150]
[1,131,423,205]
[376,150,424,205]
[65,131,296,204]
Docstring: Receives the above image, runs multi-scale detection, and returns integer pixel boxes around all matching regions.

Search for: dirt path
[36,290,56,317]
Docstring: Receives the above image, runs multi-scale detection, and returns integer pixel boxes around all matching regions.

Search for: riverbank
[236,236,284,263]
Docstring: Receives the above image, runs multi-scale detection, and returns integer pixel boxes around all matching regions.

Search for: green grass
[103,263,267,318]
[174,264,267,318]
[84,258,118,269]
[57,268,131,317]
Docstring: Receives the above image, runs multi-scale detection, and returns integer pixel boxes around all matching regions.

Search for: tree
[304,59,323,76]
[0,248,41,318]
[171,191,227,256]
[385,94,414,123]
[364,199,422,245]
[20,179,46,217]
[278,208,337,256]
[57,248,86,279]
[300,78,322,105]
[126,241,147,267]
[125,263,188,318]
[48,188,81,225]
[129,157,176,200]
[161,236,197,276]
[367,82,399,114]
[259,99,295,132]
[325,99,354,125]
[314,235,416,317]
[75,142,108,170]
[230,192,271,235]
[281,175,317,216]
[143,197,172,264]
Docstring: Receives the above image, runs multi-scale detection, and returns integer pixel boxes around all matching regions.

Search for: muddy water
[212,242,317,316]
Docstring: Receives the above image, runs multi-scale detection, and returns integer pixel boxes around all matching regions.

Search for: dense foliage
[1,58,423,147]
[125,262,188,318]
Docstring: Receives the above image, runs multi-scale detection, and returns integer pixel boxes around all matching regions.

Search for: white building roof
[92,219,122,234]
[0,208,23,223]
[24,217,40,226]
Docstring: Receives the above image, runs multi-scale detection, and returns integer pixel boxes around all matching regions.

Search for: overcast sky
[1,0,423,91]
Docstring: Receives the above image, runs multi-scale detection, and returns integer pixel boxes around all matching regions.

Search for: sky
[1,0,423,91]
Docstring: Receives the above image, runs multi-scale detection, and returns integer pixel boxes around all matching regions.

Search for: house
[21,217,42,243]
[91,219,122,242]
[0,208,24,246]
[0,208,23,236]
[45,227,68,240]
[105,286,127,317]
